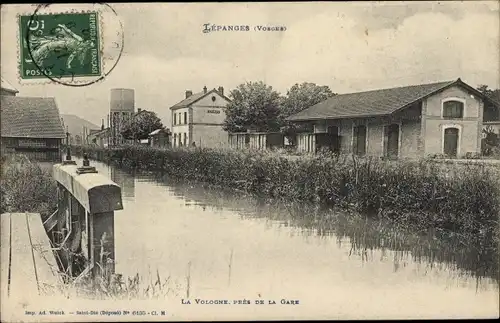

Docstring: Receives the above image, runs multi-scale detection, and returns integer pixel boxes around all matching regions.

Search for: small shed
[148,128,171,147]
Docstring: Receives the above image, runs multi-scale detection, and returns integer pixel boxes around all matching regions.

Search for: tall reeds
[1,154,57,220]
[71,145,500,240]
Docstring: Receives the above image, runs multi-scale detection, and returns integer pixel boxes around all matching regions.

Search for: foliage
[72,145,500,244]
[280,82,336,118]
[279,82,336,144]
[223,81,282,133]
[481,125,500,157]
[121,111,164,141]
[477,84,500,104]
[1,154,57,219]
[65,270,183,300]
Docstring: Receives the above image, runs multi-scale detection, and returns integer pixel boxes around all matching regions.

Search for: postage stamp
[19,12,101,80]
[16,3,124,86]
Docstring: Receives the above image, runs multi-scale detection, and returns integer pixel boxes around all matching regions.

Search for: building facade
[287,78,500,159]
[170,86,230,148]
[87,127,111,147]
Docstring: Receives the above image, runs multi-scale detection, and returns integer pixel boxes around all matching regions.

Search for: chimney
[218,86,224,96]
[203,86,207,94]
[185,90,193,99]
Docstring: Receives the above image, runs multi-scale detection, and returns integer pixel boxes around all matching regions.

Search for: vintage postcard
[1,1,499,322]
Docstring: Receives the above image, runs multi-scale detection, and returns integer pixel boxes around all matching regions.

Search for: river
[78,158,499,319]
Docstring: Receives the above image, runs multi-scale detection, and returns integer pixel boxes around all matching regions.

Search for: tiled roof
[170,88,230,109]
[1,77,18,93]
[1,96,66,138]
[170,91,209,109]
[287,79,460,121]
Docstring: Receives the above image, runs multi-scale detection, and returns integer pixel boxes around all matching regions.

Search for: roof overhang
[0,135,65,139]
[287,78,497,122]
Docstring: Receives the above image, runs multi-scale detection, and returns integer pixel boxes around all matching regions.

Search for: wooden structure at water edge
[46,152,123,281]
[1,212,62,300]
[1,152,124,300]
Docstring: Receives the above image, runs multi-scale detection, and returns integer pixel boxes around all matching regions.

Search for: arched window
[442,100,464,119]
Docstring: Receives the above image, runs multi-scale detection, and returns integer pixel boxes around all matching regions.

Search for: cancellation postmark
[18,3,124,86]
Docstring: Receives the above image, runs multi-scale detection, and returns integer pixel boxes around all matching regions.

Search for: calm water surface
[76,158,499,319]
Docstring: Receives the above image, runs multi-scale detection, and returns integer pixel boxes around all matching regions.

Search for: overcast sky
[1,2,499,126]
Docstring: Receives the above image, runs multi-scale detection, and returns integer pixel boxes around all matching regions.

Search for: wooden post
[52,158,122,282]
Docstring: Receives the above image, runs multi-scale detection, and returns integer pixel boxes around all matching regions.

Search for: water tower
[109,88,135,146]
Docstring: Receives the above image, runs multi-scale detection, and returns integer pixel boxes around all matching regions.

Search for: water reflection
[130,170,499,289]
[77,158,499,318]
[109,167,135,200]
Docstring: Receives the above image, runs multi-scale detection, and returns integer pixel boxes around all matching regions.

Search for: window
[184,112,187,124]
[183,133,187,146]
[443,100,464,118]
[173,133,177,147]
[18,139,46,147]
[174,113,177,125]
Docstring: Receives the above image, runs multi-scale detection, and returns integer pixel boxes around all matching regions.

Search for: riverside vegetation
[3,148,498,295]
[1,154,57,220]
[72,145,500,246]
[0,154,186,300]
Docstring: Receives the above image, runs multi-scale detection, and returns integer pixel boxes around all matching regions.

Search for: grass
[0,154,57,220]
[71,145,500,241]
[65,268,184,300]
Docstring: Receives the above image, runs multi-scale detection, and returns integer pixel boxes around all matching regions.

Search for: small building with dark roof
[1,95,66,161]
[87,127,111,148]
[148,128,171,148]
[169,86,230,148]
[286,78,500,158]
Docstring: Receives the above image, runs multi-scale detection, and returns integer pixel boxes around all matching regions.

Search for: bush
[1,154,57,219]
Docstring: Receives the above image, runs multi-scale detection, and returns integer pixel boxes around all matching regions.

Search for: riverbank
[0,154,57,220]
[71,145,500,242]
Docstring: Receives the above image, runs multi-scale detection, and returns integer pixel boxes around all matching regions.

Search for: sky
[1,1,499,127]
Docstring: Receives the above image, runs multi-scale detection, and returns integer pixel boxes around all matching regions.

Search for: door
[327,126,341,153]
[386,124,399,158]
[443,127,459,158]
[353,125,367,156]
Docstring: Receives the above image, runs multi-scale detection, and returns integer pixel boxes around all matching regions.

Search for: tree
[478,84,500,122]
[223,81,282,133]
[121,110,164,142]
[477,84,500,104]
[279,82,336,144]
